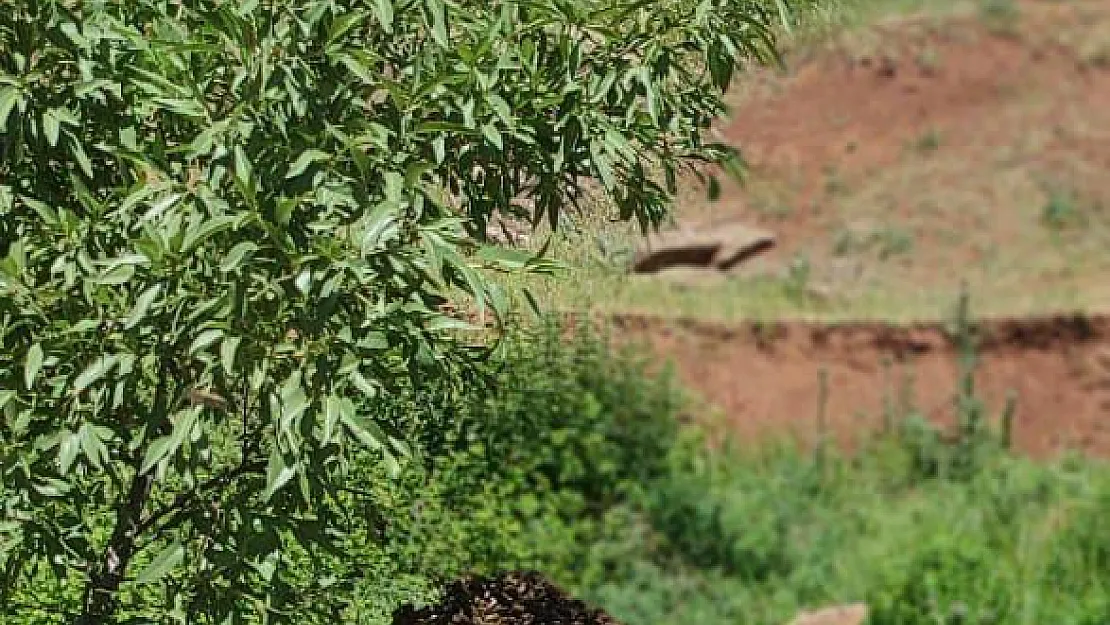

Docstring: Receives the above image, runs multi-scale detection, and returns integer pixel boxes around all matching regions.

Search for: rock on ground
[632,220,775,274]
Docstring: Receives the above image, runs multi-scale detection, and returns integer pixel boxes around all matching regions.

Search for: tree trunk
[75,469,155,625]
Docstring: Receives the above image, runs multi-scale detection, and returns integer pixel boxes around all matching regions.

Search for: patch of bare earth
[680,0,1110,314]
[616,314,1110,458]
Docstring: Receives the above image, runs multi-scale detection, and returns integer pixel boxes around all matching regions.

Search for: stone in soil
[632,220,775,274]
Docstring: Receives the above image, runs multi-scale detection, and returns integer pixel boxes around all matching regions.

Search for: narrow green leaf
[295,270,312,295]
[488,94,512,124]
[24,344,44,390]
[124,284,162,330]
[136,543,184,585]
[74,355,119,393]
[0,390,15,409]
[141,435,176,475]
[79,424,110,470]
[349,370,379,399]
[90,263,136,286]
[143,193,181,221]
[328,9,366,45]
[181,215,239,254]
[220,336,241,374]
[42,109,61,146]
[263,450,296,500]
[427,0,447,47]
[481,124,503,150]
[522,287,543,319]
[70,136,94,178]
[0,87,18,128]
[426,316,476,331]
[360,204,399,254]
[219,241,259,273]
[189,329,223,356]
[57,432,80,475]
[234,145,253,188]
[285,149,330,179]
[280,385,309,435]
[339,409,386,451]
[20,196,58,226]
[153,97,206,118]
[322,395,344,445]
[374,0,394,32]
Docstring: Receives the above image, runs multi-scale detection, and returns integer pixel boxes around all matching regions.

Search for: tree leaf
[327,9,366,46]
[24,344,44,390]
[57,431,80,475]
[374,0,394,32]
[42,109,62,146]
[481,124,503,150]
[124,284,163,330]
[181,215,239,254]
[141,435,176,475]
[20,196,58,226]
[322,395,344,446]
[234,145,253,188]
[143,193,182,221]
[74,355,119,393]
[136,543,184,584]
[219,241,259,273]
[263,450,296,501]
[79,424,110,470]
[69,135,95,178]
[339,408,386,451]
[189,329,224,356]
[295,270,312,295]
[0,86,19,128]
[285,149,330,179]
[90,263,136,286]
[427,0,447,47]
[220,336,241,374]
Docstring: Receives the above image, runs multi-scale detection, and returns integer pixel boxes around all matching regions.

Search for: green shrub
[333,321,685,621]
[0,0,781,620]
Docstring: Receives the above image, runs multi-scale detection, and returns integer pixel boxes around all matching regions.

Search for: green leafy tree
[0,0,779,621]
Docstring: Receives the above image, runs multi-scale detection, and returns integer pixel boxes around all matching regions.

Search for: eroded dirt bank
[611,313,1110,458]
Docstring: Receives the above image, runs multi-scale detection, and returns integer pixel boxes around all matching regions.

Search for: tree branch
[135,456,266,539]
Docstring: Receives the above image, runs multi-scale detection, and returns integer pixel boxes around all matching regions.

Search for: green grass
[587,443,1110,625]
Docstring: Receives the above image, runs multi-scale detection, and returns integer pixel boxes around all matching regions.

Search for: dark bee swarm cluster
[391,571,621,625]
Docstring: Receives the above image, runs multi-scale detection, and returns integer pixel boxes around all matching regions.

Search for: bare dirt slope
[616,314,1110,458]
[607,0,1110,455]
[704,0,1110,316]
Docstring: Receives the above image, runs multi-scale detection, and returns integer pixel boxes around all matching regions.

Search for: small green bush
[329,321,685,622]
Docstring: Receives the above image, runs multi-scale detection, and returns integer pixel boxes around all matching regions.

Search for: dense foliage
[0,0,782,620]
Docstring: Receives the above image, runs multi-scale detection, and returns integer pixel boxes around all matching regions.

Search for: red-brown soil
[674,0,1110,312]
[611,0,1110,457]
[717,0,1110,211]
[615,313,1110,458]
